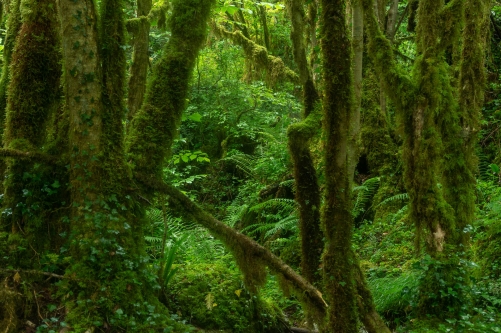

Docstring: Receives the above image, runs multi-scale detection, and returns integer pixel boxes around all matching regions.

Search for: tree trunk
[320,0,358,331]
[386,0,399,41]
[349,0,364,181]
[1,0,61,269]
[259,5,271,50]
[286,0,323,291]
[127,0,152,125]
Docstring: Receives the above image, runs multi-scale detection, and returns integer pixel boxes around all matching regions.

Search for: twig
[1,269,65,279]
[33,289,44,321]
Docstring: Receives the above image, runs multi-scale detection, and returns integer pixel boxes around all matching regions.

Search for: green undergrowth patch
[165,261,288,332]
[354,215,417,275]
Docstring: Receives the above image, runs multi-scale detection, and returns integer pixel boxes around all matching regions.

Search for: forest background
[0,0,500,332]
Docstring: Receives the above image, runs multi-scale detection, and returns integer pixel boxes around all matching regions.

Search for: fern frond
[376,193,409,207]
[249,198,297,213]
[145,236,163,243]
[264,214,298,238]
[276,179,296,193]
[224,204,249,227]
[352,177,380,219]
[219,153,257,177]
[243,211,298,238]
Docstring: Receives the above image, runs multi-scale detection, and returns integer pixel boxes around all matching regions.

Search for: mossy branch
[362,0,415,112]
[287,107,321,145]
[125,16,149,34]
[0,148,61,165]
[212,24,299,84]
[135,174,328,319]
[125,3,169,34]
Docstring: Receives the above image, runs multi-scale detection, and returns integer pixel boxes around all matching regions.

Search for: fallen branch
[135,174,327,319]
[1,269,65,280]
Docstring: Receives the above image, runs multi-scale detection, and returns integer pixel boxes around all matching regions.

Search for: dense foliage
[0,0,500,332]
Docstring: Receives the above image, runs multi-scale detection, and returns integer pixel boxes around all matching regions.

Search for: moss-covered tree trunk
[0,0,21,134]
[127,0,152,124]
[1,0,61,268]
[285,0,322,289]
[363,0,487,320]
[349,0,363,181]
[320,0,358,331]
[0,0,21,195]
[58,0,166,330]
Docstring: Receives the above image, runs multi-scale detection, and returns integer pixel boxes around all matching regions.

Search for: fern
[376,193,409,207]
[224,204,249,227]
[264,214,298,238]
[279,179,296,193]
[219,153,257,178]
[249,198,297,213]
[243,211,298,238]
[352,177,380,219]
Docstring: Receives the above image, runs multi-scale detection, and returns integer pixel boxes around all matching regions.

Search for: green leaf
[490,164,500,174]
[188,112,202,122]
[181,155,189,163]
[51,180,60,188]
[222,5,238,15]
